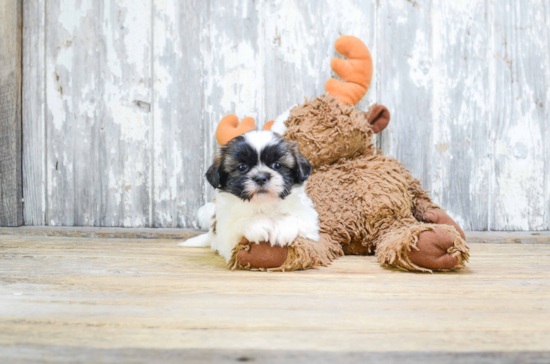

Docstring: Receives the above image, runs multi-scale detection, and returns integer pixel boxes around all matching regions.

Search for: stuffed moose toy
[203,36,469,273]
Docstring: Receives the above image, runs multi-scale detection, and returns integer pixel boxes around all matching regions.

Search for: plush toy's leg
[228,234,343,272]
[376,223,469,272]
[405,173,466,241]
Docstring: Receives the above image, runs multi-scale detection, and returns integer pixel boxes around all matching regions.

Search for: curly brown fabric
[281,95,470,272]
[227,94,469,273]
[306,153,418,253]
[284,95,374,169]
[229,234,343,272]
[376,223,469,273]
[230,239,289,270]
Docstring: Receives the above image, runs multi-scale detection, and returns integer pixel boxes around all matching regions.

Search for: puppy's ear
[206,156,221,188]
[292,143,312,182]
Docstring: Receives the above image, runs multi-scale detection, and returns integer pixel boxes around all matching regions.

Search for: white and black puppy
[179,130,320,262]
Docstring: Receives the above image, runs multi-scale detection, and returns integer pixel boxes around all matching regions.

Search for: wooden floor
[1,235,550,363]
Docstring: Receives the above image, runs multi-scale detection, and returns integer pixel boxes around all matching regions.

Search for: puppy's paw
[270,221,299,247]
[244,219,273,244]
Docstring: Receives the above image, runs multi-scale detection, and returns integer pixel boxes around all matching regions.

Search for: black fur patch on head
[206,132,312,201]
[291,141,312,182]
[259,138,309,199]
[213,135,259,199]
[206,155,221,188]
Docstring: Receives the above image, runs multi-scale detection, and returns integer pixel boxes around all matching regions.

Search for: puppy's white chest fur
[180,185,319,262]
[212,185,319,261]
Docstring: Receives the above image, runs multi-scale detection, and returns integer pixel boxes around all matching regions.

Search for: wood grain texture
[378,0,435,193]
[0,226,200,240]
[44,0,152,226]
[22,0,46,226]
[22,0,550,229]
[0,235,550,356]
[262,0,378,120]
[1,226,550,244]
[201,0,264,206]
[429,0,491,231]
[546,0,550,233]
[99,0,152,227]
[45,0,95,226]
[0,0,23,227]
[3,348,550,364]
[152,0,206,228]
[491,0,549,230]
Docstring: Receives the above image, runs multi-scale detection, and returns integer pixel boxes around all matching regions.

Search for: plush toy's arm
[404,173,439,222]
[404,172,466,240]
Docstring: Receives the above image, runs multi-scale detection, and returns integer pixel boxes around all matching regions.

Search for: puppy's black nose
[254,174,269,186]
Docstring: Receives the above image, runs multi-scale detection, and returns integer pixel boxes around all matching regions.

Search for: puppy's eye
[237,164,248,172]
[272,162,281,170]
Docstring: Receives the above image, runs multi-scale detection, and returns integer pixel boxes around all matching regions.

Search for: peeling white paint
[408,30,431,89]
[58,0,92,34]
[111,105,149,142]
[26,0,550,230]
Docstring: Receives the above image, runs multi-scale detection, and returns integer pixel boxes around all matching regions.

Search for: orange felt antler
[215,115,274,145]
[216,115,256,145]
[325,36,373,106]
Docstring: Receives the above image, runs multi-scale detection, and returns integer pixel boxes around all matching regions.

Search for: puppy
[179,130,319,262]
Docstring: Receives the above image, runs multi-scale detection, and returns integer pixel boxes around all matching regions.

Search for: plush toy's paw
[407,227,461,270]
[377,224,469,272]
[235,238,289,270]
[424,208,466,240]
[228,234,344,272]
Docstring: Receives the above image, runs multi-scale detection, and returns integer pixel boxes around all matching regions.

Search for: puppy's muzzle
[254,173,270,187]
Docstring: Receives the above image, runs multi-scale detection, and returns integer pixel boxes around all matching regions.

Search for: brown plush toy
[225,35,469,273]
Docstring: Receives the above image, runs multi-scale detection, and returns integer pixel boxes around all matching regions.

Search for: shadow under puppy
[180,120,340,270]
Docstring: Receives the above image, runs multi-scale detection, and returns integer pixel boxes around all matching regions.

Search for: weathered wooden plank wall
[22,0,45,226]
[21,0,550,230]
[0,0,23,227]
[491,0,549,230]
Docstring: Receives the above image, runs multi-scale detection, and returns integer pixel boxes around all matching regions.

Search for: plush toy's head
[282,36,390,169]
[283,96,389,169]
[215,36,390,170]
